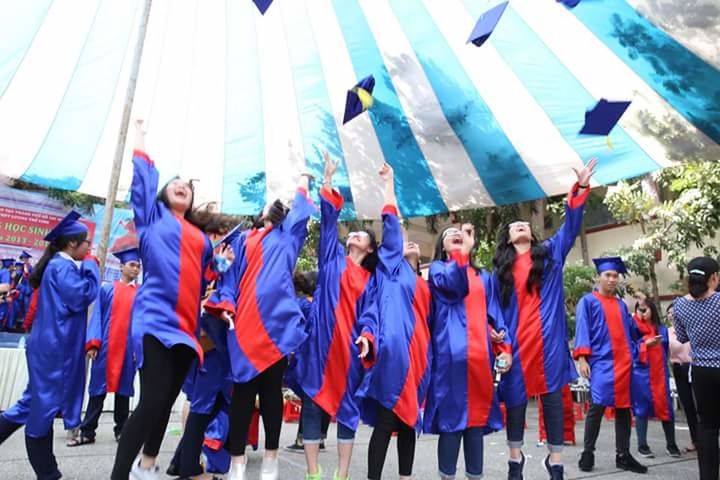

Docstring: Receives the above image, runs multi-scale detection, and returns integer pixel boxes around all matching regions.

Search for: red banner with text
[0,206,96,249]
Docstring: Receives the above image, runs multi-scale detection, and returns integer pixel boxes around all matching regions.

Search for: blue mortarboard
[1,258,15,268]
[593,256,628,275]
[580,99,631,136]
[342,75,375,124]
[112,247,140,265]
[253,0,273,15]
[44,210,88,242]
[14,261,23,268]
[557,0,582,8]
[467,1,509,47]
[19,251,32,259]
[212,223,245,249]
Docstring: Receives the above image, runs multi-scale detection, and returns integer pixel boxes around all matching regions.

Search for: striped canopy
[0,0,718,219]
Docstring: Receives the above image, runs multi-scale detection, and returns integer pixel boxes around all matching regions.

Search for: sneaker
[305,465,322,480]
[638,445,655,458]
[578,451,594,472]
[286,442,305,453]
[261,456,279,480]
[666,445,682,458]
[227,461,246,480]
[333,469,349,480]
[616,452,648,474]
[130,459,161,480]
[508,452,525,480]
[319,441,326,451]
[165,462,179,476]
[544,455,564,480]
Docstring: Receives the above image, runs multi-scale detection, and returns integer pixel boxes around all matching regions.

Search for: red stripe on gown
[314,259,370,416]
[593,292,632,408]
[393,277,431,428]
[105,282,135,393]
[177,215,205,362]
[466,269,494,427]
[235,228,283,373]
[513,252,548,396]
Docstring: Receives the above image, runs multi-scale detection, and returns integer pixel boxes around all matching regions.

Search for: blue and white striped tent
[0,0,718,219]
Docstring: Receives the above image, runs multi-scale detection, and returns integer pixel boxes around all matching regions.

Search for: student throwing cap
[573,257,647,474]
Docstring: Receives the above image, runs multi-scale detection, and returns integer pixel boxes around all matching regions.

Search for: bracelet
[578,183,589,189]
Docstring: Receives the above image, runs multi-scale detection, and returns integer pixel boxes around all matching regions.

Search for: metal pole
[96,0,153,274]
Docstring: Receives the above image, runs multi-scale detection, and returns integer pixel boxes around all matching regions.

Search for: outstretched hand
[461,223,475,254]
[378,163,394,182]
[573,158,598,187]
[323,151,338,185]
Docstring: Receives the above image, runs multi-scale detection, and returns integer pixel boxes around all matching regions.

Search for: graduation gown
[25,253,99,437]
[289,188,378,432]
[130,150,215,367]
[358,205,432,432]
[85,281,137,397]
[631,315,673,421]
[494,183,589,408]
[205,188,316,383]
[0,268,11,328]
[573,292,637,408]
[424,252,510,434]
[203,409,231,474]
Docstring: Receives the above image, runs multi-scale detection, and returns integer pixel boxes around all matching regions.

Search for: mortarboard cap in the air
[467,1,509,47]
[580,99,631,136]
[253,0,273,15]
[557,0,582,8]
[342,75,375,125]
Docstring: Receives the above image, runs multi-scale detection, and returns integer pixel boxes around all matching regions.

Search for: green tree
[562,263,597,338]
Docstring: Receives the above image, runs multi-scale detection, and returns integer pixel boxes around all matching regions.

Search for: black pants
[110,335,196,480]
[693,366,720,480]
[673,363,699,445]
[79,393,129,440]
[583,404,631,454]
[226,357,288,456]
[295,397,330,441]
[26,428,61,480]
[170,394,225,477]
[0,415,23,445]
[367,406,416,479]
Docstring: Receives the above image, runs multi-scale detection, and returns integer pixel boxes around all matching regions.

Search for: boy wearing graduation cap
[0,257,16,330]
[573,257,647,474]
[68,247,141,447]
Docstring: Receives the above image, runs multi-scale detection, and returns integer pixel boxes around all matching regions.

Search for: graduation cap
[112,247,140,265]
[212,223,245,249]
[343,75,375,124]
[253,0,273,15]
[580,99,631,149]
[467,1,509,47]
[1,258,14,268]
[557,0,582,8]
[44,210,88,242]
[19,251,32,259]
[592,256,628,275]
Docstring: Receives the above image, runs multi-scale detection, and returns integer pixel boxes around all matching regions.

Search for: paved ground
[0,404,698,479]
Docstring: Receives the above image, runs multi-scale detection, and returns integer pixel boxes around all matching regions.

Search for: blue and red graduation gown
[288,187,378,432]
[494,183,589,408]
[25,253,99,437]
[358,205,432,432]
[573,292,637,408]
[130,150,215,367]
[631,315,673,421]
[203,409,231,474]
[424,252,511,434]
[205,188,316,383]
[85,281,137,397]
[0,267,11,329]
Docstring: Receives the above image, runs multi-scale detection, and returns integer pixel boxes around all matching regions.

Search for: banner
[0,205,95,249]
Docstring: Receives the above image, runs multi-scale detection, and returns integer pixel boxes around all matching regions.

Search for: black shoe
[666,445,682,458]
[544,455,564,480]
[166,463,179,476]
[638,445,655,458]
[578,451,594,472]
[617,452,648,473]
[285,442,304,453]
[320,441,326,451]
[508,452,525,480]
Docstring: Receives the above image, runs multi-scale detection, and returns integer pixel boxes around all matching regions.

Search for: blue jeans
[438,428,484,479]
[506,389,564,452]
[301,394,354,443]
[635,416,677,450]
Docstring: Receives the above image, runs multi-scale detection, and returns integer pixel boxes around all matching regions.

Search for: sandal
[66,435,95,447]
[683,445,697,453]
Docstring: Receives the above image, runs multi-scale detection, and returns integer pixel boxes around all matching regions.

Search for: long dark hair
[360,230,379,274]
[157,176,196,221]
[252,199,289,229]
[492,222,550,307]
[29,231,88,289]
[688,273,711,299]
[432,226,481,272]
[635,297,661,327]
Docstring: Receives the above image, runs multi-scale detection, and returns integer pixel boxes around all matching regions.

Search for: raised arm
[131,120,161,231]
[318,152,345,268]
[377,164,404,272]
[428,256,469,304]
[282,174,318,260]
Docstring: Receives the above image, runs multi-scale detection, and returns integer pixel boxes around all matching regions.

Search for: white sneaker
[227,461,247,480]
[129,459,161,480]
[261,456,279,480]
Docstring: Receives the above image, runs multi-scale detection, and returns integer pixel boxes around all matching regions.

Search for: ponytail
[688,274,709,299]
[29,231,88,289]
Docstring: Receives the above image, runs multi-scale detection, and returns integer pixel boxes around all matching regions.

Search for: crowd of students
[0,119,717,480]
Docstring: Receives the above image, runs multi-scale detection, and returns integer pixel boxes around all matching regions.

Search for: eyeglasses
[508,221,530,229]
[347,231,370,240]
[442,228,461,240]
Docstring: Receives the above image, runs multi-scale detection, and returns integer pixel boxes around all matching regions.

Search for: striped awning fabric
[0,0,718,219]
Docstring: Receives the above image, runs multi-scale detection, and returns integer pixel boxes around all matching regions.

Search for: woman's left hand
[490,327,505,344]
[355,336,370,359]
[573,157,598,187]
[216,244,235,265]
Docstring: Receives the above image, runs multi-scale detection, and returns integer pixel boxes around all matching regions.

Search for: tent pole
[96,0,153,274]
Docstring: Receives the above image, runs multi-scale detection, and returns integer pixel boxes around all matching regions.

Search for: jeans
[635,417,678,450]
[438,428,484,479]
[507,389,564,452]
[301,393,354,443]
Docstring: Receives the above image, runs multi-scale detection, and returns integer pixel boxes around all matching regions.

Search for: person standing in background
[667,303,698,453]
